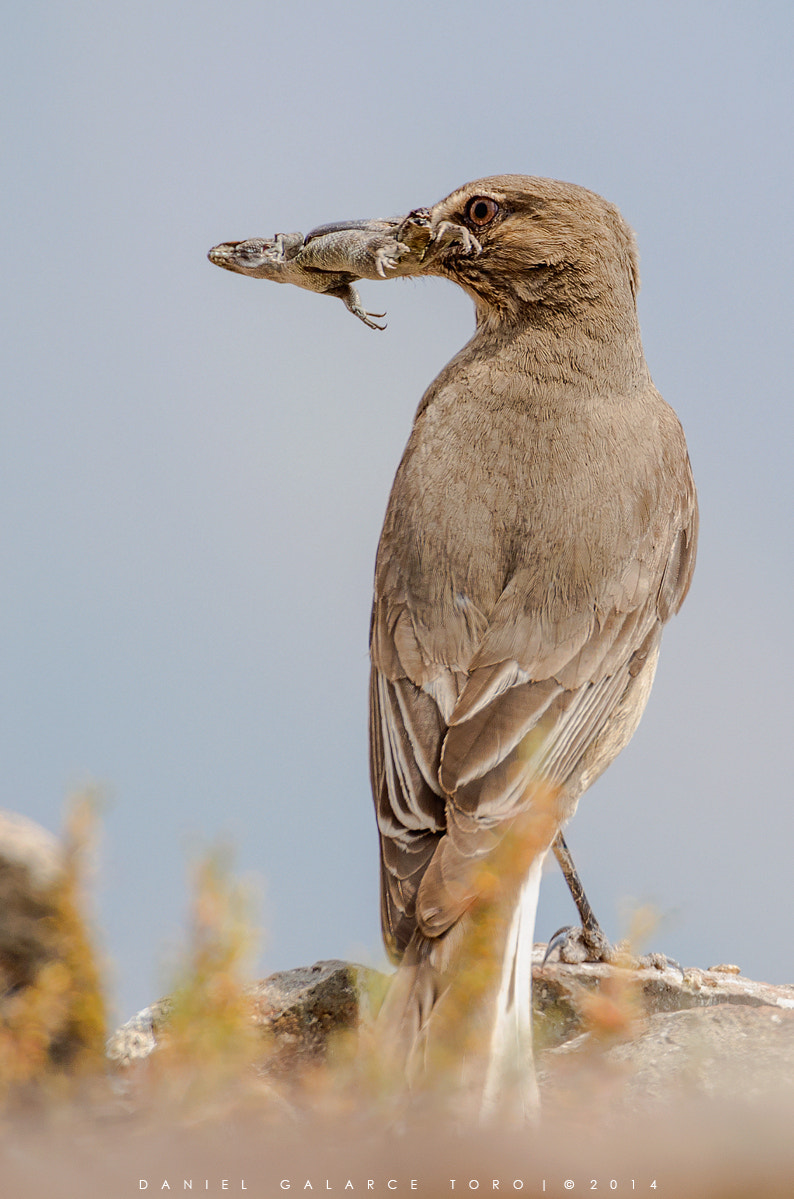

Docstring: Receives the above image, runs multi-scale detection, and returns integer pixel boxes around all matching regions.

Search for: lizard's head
[208,238,272,275]
[208,234,306,277]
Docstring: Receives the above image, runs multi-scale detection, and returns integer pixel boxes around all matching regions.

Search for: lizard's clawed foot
[432,219,482,257]
[395,209,482,262]
[331,285,387,330]
[372,243,406,278]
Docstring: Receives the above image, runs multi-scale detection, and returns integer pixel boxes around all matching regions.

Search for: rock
[543,1004,794,1109]
[108,948,794,1107]
[534,948,794,1107]
[533,950,794,1049]
[616,1004,794,1098]
[107,959,381,1073]
[104,1000,171,1068]
[248,959,379,1073]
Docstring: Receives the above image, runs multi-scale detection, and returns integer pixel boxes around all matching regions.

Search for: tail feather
[374,851,547,1119]
[482,851,545,1119]
[374,930,450,1083]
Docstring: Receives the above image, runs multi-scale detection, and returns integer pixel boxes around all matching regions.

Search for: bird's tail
[481,849,546,1119]
[373,922,461,1087]
[374,844,549,1120]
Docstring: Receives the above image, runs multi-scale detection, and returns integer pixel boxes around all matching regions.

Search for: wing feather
[371,432,698,956]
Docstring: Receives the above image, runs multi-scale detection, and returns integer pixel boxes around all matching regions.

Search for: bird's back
[376,334,695,671]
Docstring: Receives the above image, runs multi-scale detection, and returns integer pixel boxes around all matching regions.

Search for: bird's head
[404,176,640,331]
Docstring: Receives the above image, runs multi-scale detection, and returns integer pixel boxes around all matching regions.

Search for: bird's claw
[542,926,683,975]
[543,924,617,966]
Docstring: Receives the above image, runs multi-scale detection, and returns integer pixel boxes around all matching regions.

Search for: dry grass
[140,848,269,1114]
[2,802,794,1198]
[0,795,106,1105]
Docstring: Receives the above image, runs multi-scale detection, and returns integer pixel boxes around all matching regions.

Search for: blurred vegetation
[139,847,271,1115]
[2,799,794,1199]
[0,795,106,1106]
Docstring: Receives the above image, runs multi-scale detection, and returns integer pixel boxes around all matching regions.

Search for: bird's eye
[465,196,500,227]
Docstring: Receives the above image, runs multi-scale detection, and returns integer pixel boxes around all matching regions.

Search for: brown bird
[209,176,698,1114]
[369,177,697,1113]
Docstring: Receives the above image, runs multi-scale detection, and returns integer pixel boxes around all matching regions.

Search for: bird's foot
[543,923,616,965]
[542,924,681,973]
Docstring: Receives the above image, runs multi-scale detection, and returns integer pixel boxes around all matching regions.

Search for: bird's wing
[371,483,697,954]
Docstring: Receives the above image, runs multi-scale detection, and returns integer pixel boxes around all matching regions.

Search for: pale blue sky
[2,1,792,1020]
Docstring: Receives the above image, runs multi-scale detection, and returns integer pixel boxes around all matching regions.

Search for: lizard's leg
[297,224,412,280]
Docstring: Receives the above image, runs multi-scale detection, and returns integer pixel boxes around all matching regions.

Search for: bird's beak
[392,206,482,274]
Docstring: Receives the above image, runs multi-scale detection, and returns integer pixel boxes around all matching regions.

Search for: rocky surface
[533,951,794,1045]
[535,953,794,1105]
[107,948,794,1107]
[106,959,380,1072]
[546,1003,794,1101]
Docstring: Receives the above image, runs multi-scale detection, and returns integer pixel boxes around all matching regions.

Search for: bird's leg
[546,832,681,973]
[546,832,614,963]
